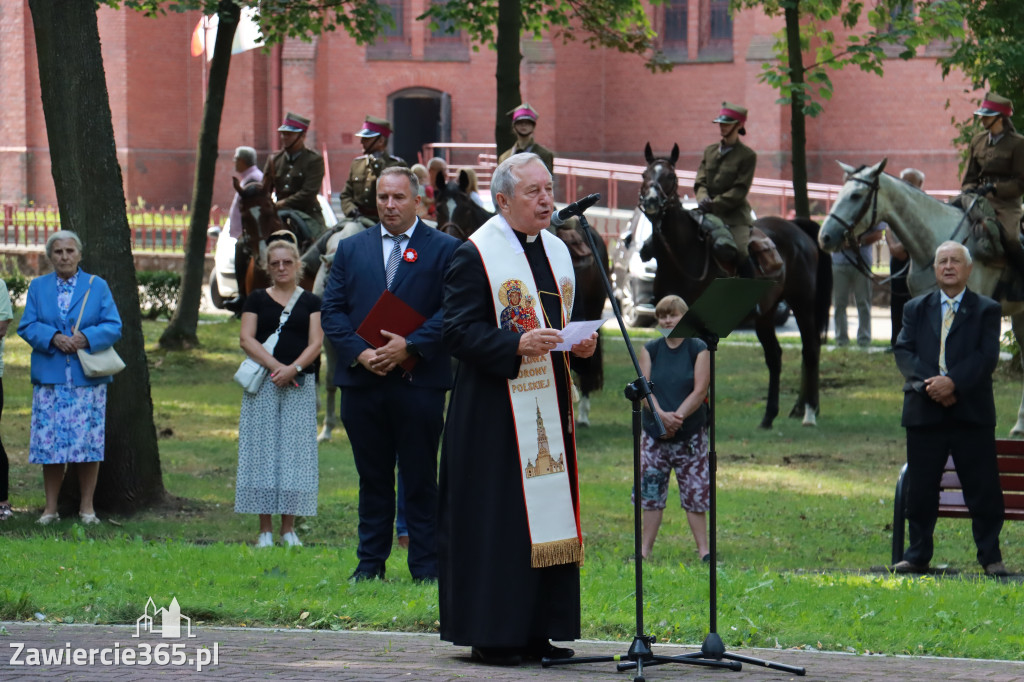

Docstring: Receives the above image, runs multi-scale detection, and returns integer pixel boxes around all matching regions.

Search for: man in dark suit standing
[892,240,1008,577]
[321,167,460,582]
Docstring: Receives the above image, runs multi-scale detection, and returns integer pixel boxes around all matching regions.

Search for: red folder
[355,290,427,373]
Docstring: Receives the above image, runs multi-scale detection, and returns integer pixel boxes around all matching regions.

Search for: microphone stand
[541,203,739,680]
[621,279,806,677]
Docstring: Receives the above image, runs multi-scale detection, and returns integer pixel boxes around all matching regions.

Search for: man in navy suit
[321,166,460,582]
[892,240,1007,577]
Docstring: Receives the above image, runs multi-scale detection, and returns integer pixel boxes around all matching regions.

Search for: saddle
[749,228,784,279]
[690,210,782,279]
[949,193,1003,263]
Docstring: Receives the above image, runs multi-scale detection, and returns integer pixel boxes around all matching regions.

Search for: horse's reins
[831,166,887,283]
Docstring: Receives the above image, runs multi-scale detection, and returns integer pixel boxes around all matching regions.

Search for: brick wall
[0,0,980,213]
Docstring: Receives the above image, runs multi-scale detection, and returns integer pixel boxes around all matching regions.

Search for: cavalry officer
[263,111,327,236]
[961,92,1024,285]
[497,103,555,175]
[340,115,407,230]
[694,102,757,277]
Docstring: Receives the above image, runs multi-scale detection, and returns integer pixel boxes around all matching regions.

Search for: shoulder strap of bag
[263,287,304,353]
[72,275,96,335]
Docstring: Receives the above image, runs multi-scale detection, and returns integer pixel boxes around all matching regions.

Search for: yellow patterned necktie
[938,301,956,375]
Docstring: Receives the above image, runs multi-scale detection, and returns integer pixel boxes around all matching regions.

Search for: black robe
[438,232,581,649]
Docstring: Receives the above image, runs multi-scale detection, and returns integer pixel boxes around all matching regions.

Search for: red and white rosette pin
[403,248,418,263]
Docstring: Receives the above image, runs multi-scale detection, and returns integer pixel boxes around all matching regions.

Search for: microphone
[550,193,601,226]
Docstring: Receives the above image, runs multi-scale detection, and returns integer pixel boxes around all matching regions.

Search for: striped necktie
[938,301,956,375]
[385,233,408,290]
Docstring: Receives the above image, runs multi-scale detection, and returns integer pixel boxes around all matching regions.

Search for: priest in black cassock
[438,153,598,667]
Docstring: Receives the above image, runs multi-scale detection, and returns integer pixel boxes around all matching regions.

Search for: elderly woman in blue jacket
[18,230,122,526]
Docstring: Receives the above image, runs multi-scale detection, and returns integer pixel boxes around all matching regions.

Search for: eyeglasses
[269,259,295,269]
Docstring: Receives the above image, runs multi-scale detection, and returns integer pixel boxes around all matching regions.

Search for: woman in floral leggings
[636,295,711,561]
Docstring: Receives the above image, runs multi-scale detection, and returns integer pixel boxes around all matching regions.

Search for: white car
[207,194,337,309]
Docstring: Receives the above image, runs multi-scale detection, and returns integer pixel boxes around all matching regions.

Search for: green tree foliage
[106,0,390,349]
[937,0,1024,170]
[730,0,962,217]
[117,0,391,46]
[421,0,667,151]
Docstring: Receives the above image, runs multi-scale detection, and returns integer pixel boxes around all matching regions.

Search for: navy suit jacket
[894,288,1000,428]
[321,219,460,389]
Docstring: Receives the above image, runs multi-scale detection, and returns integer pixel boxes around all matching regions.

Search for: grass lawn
[0,317,1022,659]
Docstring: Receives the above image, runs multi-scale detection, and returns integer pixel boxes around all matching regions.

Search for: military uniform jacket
[498,139,555,175]
[694,140,757,228]
[340,153,407,221]
[962,130,1024,215]
[263,148,324,218]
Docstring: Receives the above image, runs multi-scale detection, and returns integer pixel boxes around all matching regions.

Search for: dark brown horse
[435,169,609,426]
[434,169,493,241]
[640,143,832,428]
[232,175,318,294]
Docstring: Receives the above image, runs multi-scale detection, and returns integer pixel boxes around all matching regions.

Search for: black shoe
[524,640,574,660]
[984,561,1009,577]
[349,568,384,582]
[470,647,522,666]
[891,560,928,574]
[701,553,711,563]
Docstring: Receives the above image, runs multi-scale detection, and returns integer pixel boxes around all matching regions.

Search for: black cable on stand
[541,197,739,680]
[619,278,806,677]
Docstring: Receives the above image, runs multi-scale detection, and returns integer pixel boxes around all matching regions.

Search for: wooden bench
[892,438,1024,564]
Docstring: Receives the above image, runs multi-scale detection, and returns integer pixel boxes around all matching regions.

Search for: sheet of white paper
[551,319,605,351]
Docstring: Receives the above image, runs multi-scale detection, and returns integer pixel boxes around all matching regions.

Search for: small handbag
[233,287,302,394]
[73,276,126,378]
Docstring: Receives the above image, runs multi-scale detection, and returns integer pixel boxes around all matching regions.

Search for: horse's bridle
[830,166,881,239]
[639,163,712,281]
[830,167,885,282]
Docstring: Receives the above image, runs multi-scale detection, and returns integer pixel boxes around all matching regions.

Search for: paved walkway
[3,622,1023,681]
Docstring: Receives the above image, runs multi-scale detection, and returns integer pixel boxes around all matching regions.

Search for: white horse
[818,158,1024,437]
[313,230,347,442]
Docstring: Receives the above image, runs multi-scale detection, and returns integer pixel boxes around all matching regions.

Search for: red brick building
[0,0,977,213]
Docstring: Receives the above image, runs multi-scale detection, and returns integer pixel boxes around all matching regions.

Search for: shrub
[0,256,29,309]
[137,270,181,320]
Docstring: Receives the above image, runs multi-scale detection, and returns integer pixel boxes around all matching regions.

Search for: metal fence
[0,205,224,254]
[424,142,959,218]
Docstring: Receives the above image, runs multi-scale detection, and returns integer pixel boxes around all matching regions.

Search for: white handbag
[233,288,302,394]
[73,276,126,378]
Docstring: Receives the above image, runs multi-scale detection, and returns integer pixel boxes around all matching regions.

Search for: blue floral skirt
[28,383,107,464]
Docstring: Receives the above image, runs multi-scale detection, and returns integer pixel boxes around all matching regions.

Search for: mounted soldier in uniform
[228,112,324,311]
[960,92,1024,295]
[263,111,326,238]
[338,115,407,238]
[693,102,758,279]
[497,103,555,175]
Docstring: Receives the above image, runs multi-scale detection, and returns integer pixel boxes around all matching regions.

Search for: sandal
[0,503,12,521]
[37,512,60,525]
[79,512,101,525]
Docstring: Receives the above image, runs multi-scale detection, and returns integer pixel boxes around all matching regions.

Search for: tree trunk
[494,0,522,153]
[28,0,165,513]
[785,0,810,219]
[159,1,239,349]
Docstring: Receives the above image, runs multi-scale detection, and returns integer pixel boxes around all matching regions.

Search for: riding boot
[736,257,761,315]
[1002,236,1024,301]
[226,240,250,312]
[738,258,756,279]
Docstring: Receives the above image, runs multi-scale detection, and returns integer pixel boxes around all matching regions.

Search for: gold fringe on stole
[531,537,584,568]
